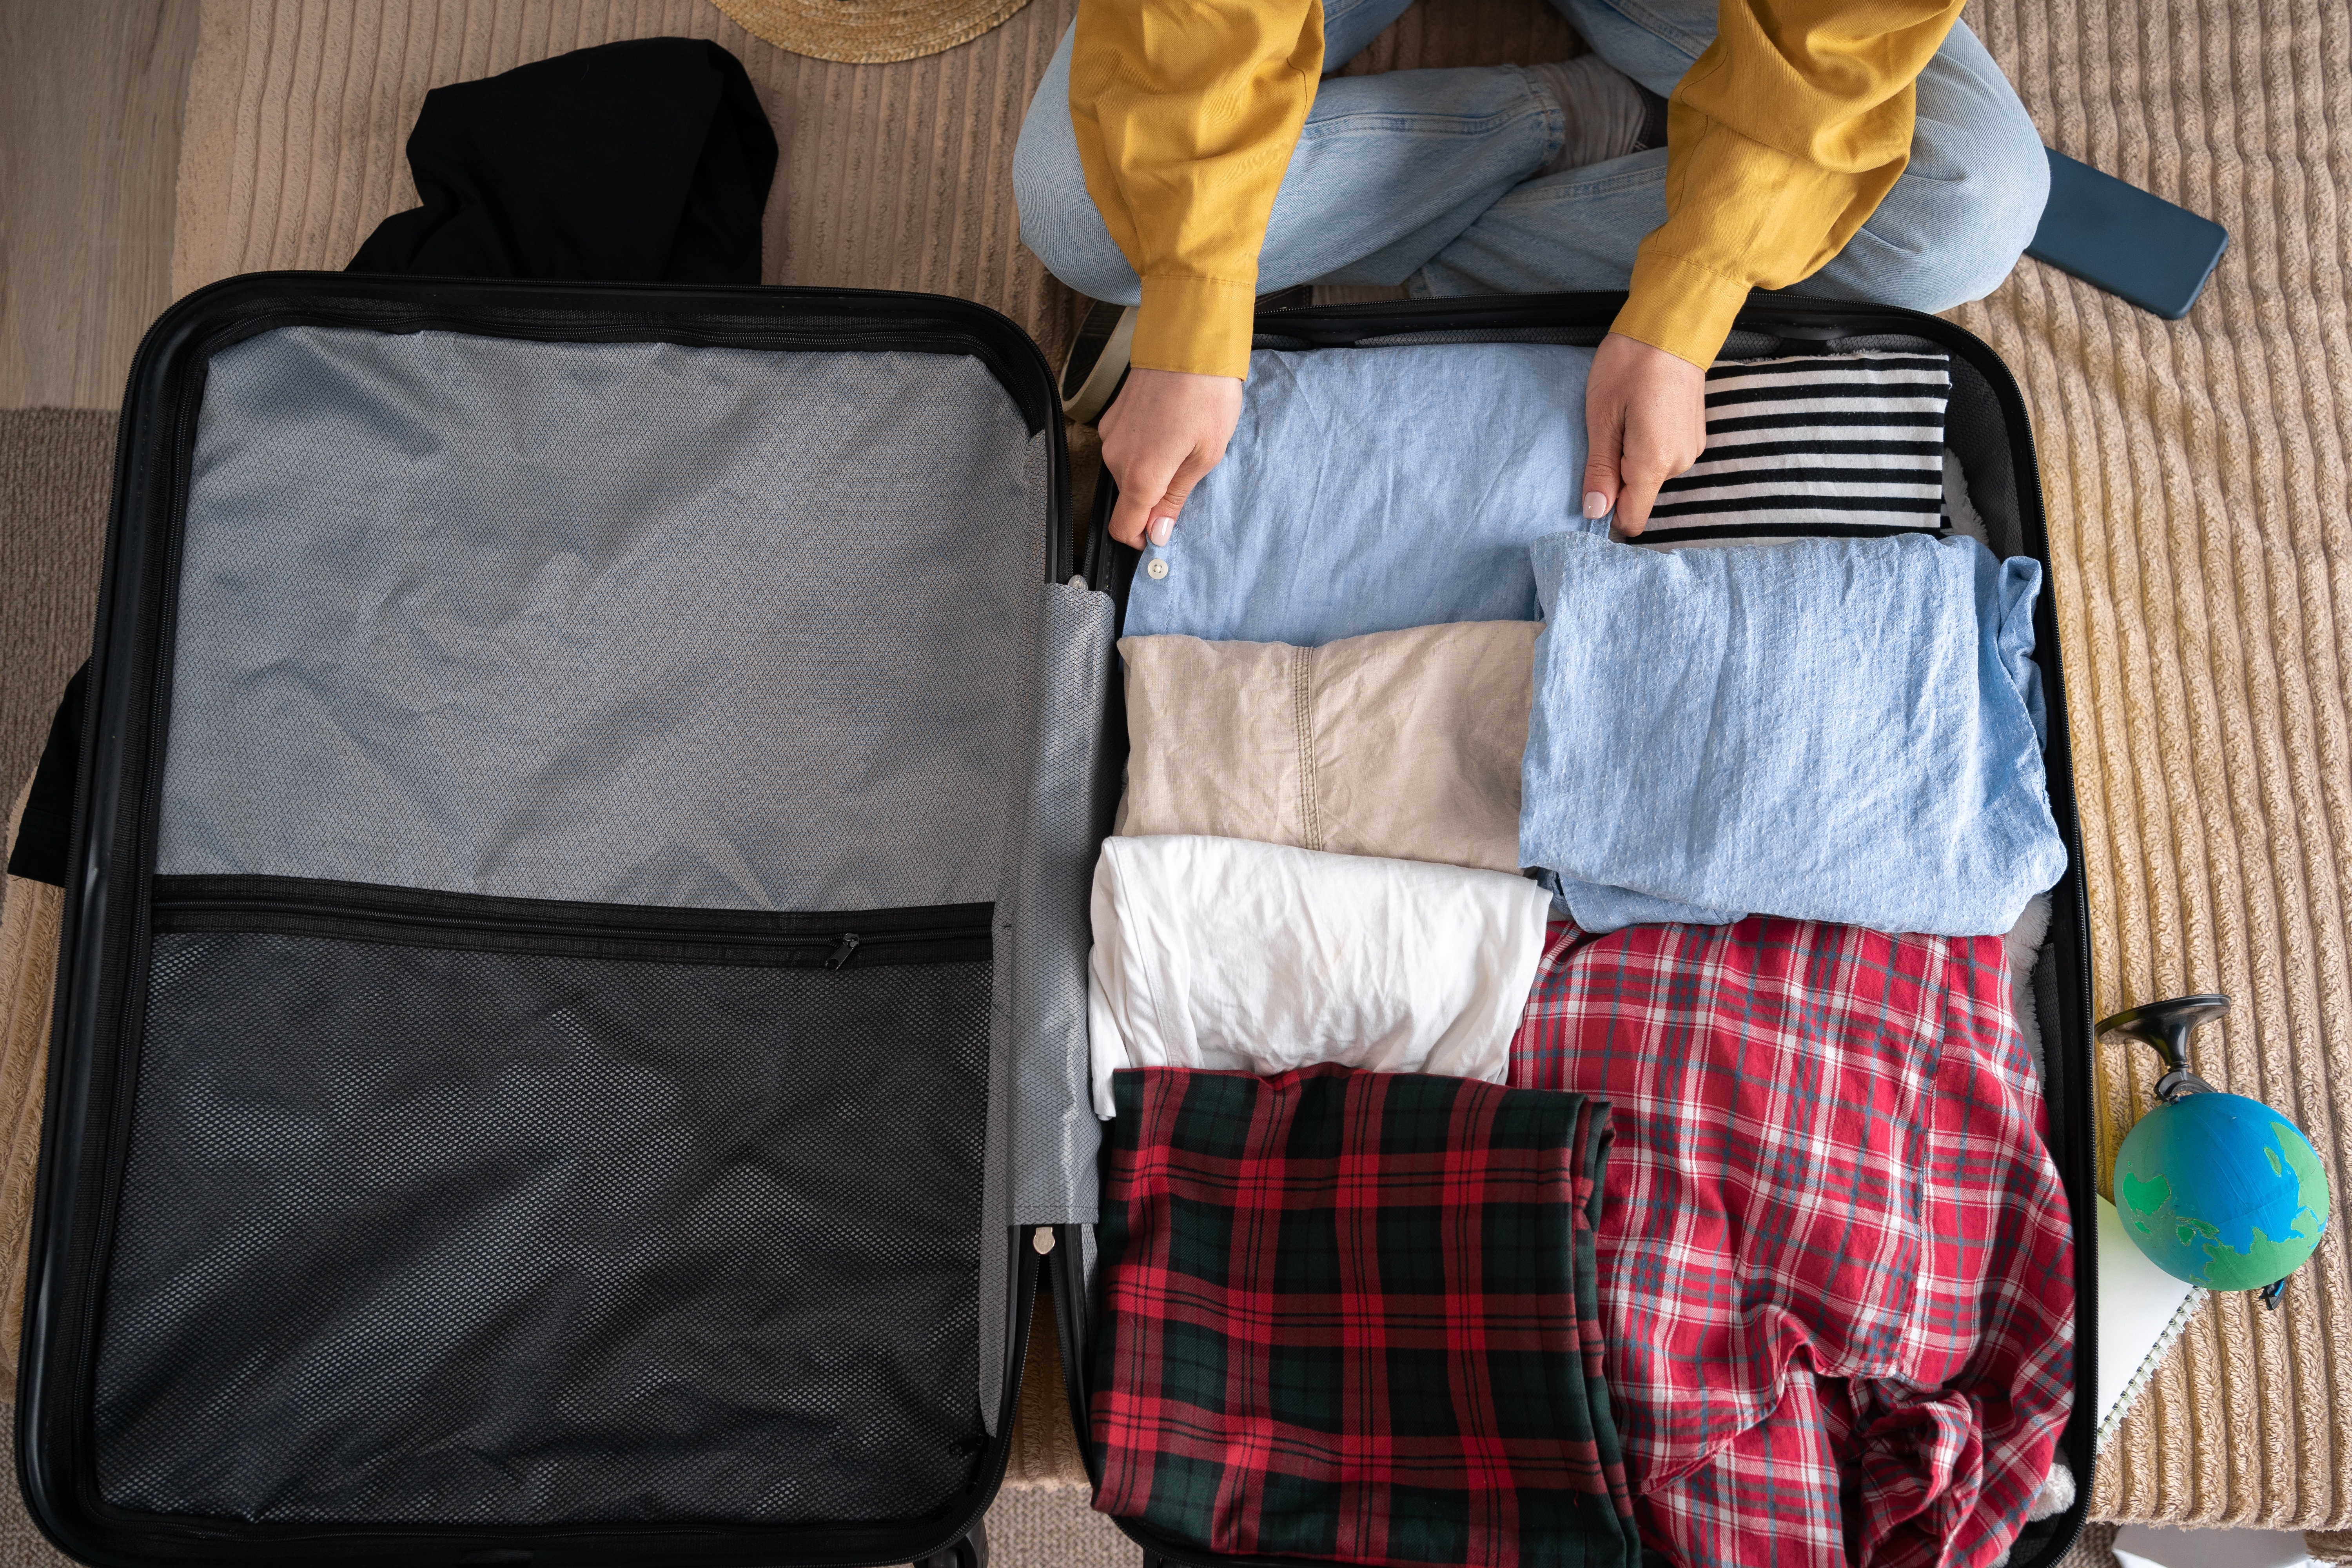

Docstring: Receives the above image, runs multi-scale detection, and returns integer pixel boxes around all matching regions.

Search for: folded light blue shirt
[1521,532,2067,936]
[1122,345,1602,647]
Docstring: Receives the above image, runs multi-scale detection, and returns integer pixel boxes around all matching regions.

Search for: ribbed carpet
[19,0,2326,1544]
[1949,0,2352,1534]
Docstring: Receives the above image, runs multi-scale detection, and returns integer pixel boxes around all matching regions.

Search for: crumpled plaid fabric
[1091,1063,1641,1567]
[1510,918,2073,1568]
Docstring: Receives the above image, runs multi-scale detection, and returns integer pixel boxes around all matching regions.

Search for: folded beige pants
[1118,621,1537,874]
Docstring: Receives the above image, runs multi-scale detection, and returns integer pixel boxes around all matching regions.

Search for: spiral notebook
[2096,1195,2207,1454]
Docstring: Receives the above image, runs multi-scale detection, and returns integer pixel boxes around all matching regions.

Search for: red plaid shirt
[1510,918,2073,1568]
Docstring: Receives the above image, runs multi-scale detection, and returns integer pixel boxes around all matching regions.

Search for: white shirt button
[1145,558,1170,580]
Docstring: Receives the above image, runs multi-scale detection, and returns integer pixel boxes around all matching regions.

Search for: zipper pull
[825,932,862,970]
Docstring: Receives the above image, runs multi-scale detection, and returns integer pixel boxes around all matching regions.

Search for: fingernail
[1148,515,1173,546]
[1583,491,1610,519]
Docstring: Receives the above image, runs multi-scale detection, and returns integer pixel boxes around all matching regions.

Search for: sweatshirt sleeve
[1612,0,1967,367]
[1068,0,1325,380]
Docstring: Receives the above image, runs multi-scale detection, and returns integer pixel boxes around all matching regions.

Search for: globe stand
[2098,993,2294,1312]
[2097,993,2230,1104]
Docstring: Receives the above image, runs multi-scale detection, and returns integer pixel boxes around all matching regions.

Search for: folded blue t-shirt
[1521,531,2067,936]
[1122,345,1603,647]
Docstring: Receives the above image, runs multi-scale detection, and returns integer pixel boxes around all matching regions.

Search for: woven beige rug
[170,0,1578,360]
[129,0,2352,1538]
[0,408,113,805]
[0,405,113,1412]
[0,784,61,1406]
[171,0,1088,357]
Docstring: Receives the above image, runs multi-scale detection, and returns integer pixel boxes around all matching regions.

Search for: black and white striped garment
[1634,351,1953,546]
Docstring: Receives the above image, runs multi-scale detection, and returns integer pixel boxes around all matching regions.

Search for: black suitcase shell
[19,281,2091,1568]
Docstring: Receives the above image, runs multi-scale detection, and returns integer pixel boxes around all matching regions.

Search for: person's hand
[1582,331,1708,536]
[1099,367,1245,548]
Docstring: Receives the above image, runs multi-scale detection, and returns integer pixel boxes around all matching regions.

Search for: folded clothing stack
[1123,346,1969,652]
[1086,342,2072,1568]
[1512,916,2073,1568]
[1635,351,1958,546]
[1121,345,1602,647]
[1111,339,2062,942]
[1521,530,2067,936]
[1093,1063,1639,1568]
[1118,621,1537,873]
[1086,835,1551,1117]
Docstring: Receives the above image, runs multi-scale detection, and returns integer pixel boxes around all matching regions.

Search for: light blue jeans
[1011,0,2048,315]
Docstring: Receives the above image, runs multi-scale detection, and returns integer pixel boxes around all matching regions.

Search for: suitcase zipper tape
[147,883,991,969]
[221,304,1056,439]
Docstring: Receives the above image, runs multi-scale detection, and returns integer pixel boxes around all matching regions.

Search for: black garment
[349,38,777,284]
[8,665,83,888]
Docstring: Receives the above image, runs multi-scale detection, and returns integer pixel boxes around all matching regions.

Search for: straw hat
[711,0,1033,63]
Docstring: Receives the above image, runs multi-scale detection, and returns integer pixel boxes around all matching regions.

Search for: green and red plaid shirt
[1090,1063,1639,1568]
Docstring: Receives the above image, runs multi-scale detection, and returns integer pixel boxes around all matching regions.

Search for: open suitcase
[17,277,2092,1568]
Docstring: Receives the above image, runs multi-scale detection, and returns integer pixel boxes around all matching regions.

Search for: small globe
[2114,1091,2331,1291]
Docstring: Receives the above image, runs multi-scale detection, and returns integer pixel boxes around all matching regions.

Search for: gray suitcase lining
[94,325,1110,1526]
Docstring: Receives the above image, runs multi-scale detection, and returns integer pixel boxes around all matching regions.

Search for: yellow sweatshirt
[1067,0,1966,379]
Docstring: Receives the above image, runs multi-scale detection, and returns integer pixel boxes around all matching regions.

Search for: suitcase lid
[22,274,1113,1566]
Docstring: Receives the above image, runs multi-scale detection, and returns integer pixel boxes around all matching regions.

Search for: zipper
[149,877,991,969]
[207,300,1059,443]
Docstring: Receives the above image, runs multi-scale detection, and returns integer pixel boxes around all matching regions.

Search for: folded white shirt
[1086,835,1554,1118]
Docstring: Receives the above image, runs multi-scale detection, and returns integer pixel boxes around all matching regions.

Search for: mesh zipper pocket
[98,880,995,1526]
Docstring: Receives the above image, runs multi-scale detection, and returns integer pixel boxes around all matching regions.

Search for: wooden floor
[0,0,200,410]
